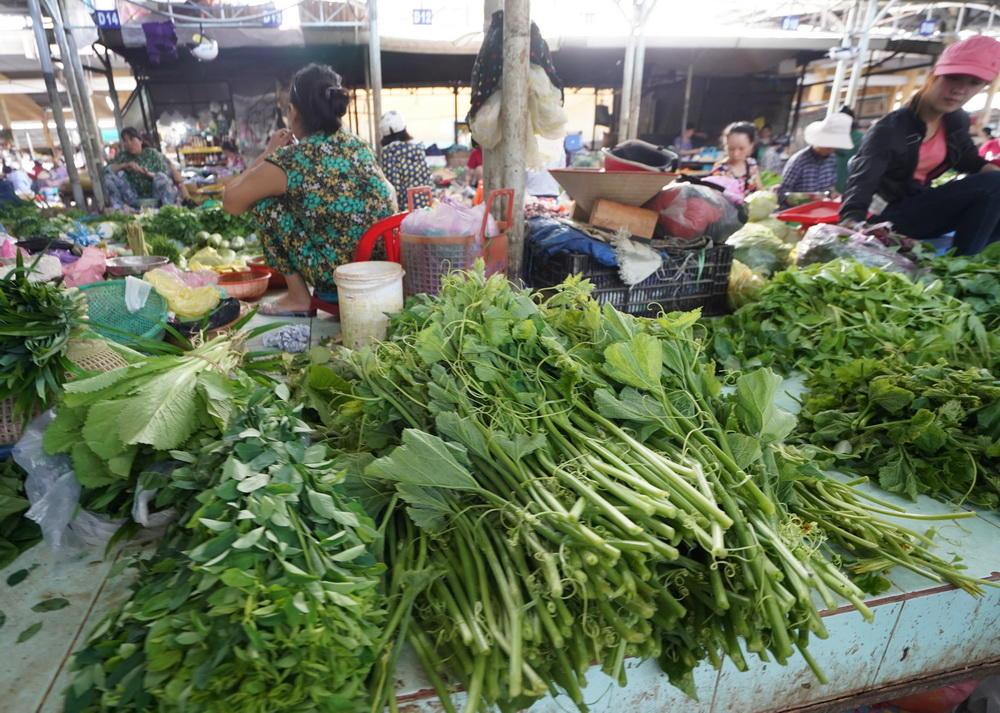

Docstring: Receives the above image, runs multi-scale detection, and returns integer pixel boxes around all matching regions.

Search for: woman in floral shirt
[379,110,432,208]
[224,64,395,315]
[105,127,189,209]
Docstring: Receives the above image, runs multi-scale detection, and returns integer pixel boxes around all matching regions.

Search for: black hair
[289,63,350,135]
[380,129,412,147]
[221,140,239,153]
[838,105,856,119]
[984,126,994,137]
[685,122,696,131]
[722,121,756,144]
[120,127,141,142]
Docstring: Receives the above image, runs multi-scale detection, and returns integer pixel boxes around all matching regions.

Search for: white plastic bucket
[333,261,405,350]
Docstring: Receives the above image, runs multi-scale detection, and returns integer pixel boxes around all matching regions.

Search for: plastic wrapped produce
[796,223,918,276]
[727,259,767,309]
[725,223,790,277]
[643,182,744,242]
[401,199,499,238]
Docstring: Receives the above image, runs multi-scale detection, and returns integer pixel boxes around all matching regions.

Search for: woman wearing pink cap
[841,35,1000,255]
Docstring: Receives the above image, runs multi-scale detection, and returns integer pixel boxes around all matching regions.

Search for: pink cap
[934,35,1000,83]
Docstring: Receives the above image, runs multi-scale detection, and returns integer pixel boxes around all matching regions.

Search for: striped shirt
[778,147,838,204]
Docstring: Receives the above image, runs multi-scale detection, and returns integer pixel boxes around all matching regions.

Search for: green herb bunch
[0,460,42,569]
[712,260,995,375]
[65,384,385,713]
[0,259,85,421]
[798,357,1000,509]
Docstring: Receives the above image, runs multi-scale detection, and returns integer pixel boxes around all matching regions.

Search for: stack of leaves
[797,357,1000,509]
[301,268,981,712]
[0,258,85,423]
[139,205,203,246]
[923,250,1000,331]
[0,460,42,569]
[65,384,386,713]
[711,260,995,375]
[42,332,250,519]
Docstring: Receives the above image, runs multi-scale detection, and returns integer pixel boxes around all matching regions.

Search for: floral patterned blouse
[110,147,170,197]
[251,131,396,289]
[710,156,763,195]
[381,141,432,208]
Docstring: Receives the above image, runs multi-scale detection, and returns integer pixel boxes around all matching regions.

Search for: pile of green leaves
[65,384,386,713]
[300,268,980,711]
[923,251,1000,331]
[139,206,203,246]
[712,260,995,375]
[196,206,255,239]
[0,460,42,570]
[144,233,182,265]
[42,333,250,518]
[0,201,55,239]
[0,258,85,422]
[798,357,1000,509]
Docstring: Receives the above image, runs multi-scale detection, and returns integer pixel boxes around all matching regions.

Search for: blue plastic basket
[78,280,168,346]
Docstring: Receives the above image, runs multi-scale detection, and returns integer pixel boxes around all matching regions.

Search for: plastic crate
[526,242,733,317]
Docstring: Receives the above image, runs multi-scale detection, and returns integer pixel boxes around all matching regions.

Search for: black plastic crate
[525,241,733,317]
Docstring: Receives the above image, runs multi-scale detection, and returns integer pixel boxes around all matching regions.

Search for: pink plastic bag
[401,198,499,238]
[0,237,16,259]
[157,263,219,287]
[62,247,106,287]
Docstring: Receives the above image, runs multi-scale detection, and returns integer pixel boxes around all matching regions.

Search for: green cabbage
[746,191,778,221]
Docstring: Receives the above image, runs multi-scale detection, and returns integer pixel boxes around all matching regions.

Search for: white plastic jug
[333,261,405,350]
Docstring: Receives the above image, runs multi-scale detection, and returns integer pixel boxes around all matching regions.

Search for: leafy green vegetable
[798,357,1000,508]
[712,260,995,375]
[923,254,1000,331]
[299,267,980,712]
[725,223,790,277]
[0,257,85,422]
[0,460,42,570]
[65,385,385,713]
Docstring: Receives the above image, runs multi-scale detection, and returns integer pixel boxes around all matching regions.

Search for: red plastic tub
[774,200,842,228]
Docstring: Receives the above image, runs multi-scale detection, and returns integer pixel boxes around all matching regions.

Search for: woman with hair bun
[224,63,395,316]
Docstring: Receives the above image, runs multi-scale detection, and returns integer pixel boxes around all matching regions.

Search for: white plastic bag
[401,199,499,238]
[13,411,122,550]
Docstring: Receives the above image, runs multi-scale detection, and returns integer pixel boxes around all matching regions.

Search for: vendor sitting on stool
[104,127,189,210]
[223,63,395,317]
[840,35,1000,256]
[778,113,854,206]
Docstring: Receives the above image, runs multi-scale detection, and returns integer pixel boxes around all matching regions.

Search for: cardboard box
[548,168,676,217]
[589,199,658,238]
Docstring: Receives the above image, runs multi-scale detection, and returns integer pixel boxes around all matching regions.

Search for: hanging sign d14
[918,18,937,36]
[92,9,121,30]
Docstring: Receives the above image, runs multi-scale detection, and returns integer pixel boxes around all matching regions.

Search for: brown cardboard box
[548,169,676,217]
[589,199,659,238]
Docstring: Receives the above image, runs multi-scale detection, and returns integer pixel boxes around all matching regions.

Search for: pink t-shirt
[914,126,946,184]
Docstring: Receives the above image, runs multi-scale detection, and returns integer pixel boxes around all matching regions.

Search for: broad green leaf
[82,400,127,459]
[725,432,763,469]
[220,568,256,588]
[365,429,479,491]
[733,369,797,444]
[42,407,84,455]
[435,412,490,460]
[70,443,116,488]
[237,472,270,493]
[496,432,547,462]
[878,455,921,501]
[594,387,667,424]
[198,518,232,533]
[117,370,200,450]
[232,526,264,550]
[307,490,338,519]
[868,377,915,415]
[602,333,662,391]
[330,543,367,562]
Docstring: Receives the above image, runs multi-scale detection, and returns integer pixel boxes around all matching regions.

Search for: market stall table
[2,475,996,713]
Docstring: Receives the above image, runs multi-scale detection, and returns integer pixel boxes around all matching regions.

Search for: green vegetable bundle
[924,254,1000,331]
[65,385,385,713]
[0,259,85,422]
[798,357,1000,509]
[712,260,995,375]
[0,460,42,569]
[43,333,249,518]
[725,222,790,277]
[139,206,203,246]
[302,269,981,712]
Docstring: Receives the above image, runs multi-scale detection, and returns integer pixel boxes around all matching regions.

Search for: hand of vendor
[265,129,295,156]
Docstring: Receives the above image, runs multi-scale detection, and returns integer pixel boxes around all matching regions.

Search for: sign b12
[412,8,432,25]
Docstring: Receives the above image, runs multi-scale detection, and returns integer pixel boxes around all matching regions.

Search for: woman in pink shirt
[840,36,1000,255]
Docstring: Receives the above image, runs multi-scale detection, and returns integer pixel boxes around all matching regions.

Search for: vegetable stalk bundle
[303,269,983,712]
